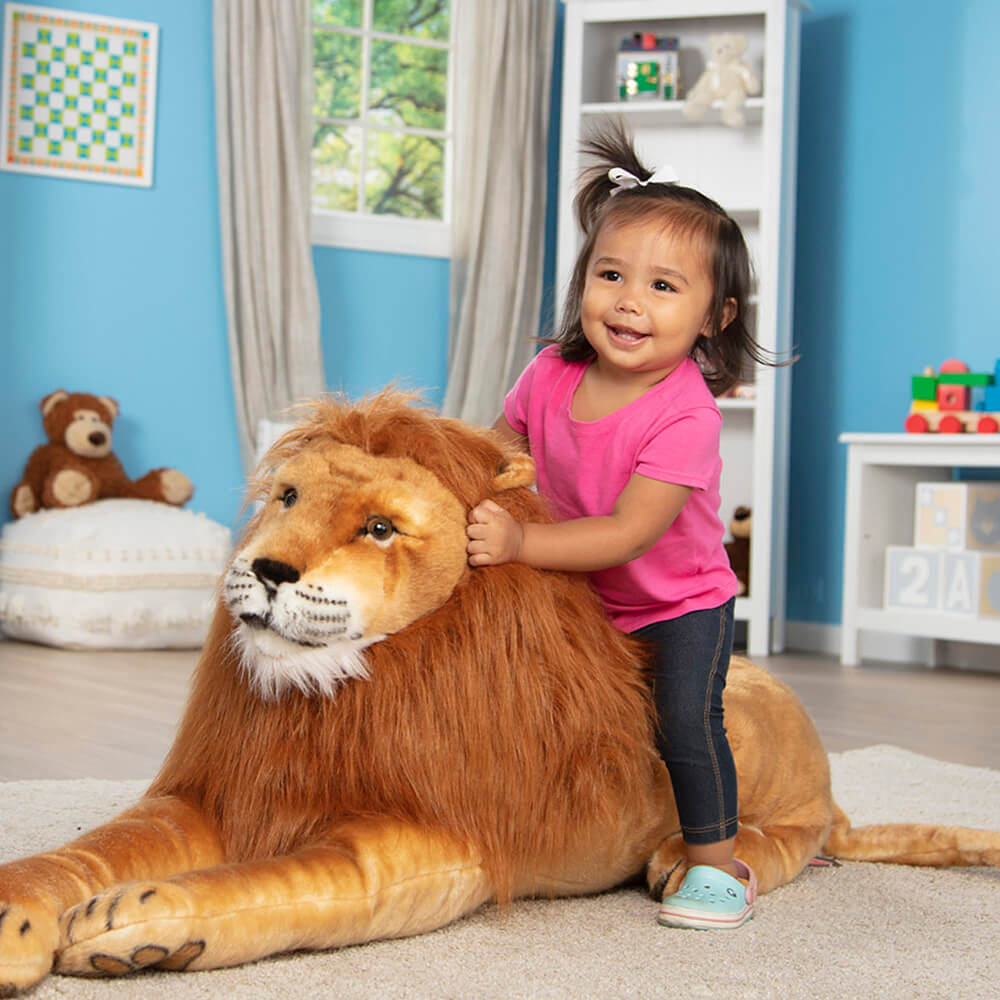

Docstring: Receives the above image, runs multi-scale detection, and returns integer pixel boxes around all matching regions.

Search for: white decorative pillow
[0,499,231,649]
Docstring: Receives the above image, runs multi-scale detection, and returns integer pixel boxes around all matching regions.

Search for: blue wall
[313,247,449,403]
[3,0,998,628]
[788,0,1000,623]
[0,0,243,526]
[0,0,451,530]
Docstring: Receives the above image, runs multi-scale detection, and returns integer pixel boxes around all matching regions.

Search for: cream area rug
[1,745,997,1000]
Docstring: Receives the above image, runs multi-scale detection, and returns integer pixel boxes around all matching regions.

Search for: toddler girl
[466,121,780,930]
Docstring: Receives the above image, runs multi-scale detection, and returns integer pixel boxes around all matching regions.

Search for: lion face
[224,439,470,698]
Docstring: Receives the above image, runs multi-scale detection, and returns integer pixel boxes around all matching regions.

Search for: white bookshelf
[557,0,806,655]
[840,433,1000,666]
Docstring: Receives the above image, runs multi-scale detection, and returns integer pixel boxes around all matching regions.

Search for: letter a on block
[944,556,975,614]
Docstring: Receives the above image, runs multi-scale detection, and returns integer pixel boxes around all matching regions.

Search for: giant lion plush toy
[0,392,997,994]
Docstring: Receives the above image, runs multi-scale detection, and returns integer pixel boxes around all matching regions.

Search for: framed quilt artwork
[1,3,158,186]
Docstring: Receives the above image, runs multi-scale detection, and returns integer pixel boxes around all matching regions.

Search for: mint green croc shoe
[657,860,757,930]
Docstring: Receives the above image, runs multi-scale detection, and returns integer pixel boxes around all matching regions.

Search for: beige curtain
[443,0,556,426]
[214,0,325,471]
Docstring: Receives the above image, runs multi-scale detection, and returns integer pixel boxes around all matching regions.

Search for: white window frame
[310,1,455,258]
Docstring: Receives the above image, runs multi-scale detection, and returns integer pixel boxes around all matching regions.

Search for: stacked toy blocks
[884,481,1000,616]
[905,358,1000,433]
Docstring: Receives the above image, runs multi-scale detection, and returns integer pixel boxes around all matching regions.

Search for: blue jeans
[633,598,738,846]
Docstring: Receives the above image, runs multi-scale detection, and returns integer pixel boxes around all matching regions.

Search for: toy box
[914,481,1000,552]
[616,33,679,101]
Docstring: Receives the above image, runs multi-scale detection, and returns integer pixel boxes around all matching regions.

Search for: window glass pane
[369,40,446,130]
[366,130,443,219]
[373,0,449,42]
[312,123,361,211]
[312,0,361,29]
[313,31,362,120]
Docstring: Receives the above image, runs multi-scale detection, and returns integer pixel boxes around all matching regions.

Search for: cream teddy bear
[683,33,761,127]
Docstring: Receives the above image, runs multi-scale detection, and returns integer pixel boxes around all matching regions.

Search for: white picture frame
[1,2,159,186]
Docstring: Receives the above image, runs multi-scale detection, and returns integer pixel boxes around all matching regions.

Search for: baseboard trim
[785,621,841,657]
[785,620,999,672]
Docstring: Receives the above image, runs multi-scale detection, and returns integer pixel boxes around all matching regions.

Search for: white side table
[840,433,1000,665]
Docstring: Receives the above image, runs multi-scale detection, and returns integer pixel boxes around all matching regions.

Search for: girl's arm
[467,473,692,572]
[490,414,529,453]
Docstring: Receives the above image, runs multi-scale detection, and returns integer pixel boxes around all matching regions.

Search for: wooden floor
[0,637,996,781]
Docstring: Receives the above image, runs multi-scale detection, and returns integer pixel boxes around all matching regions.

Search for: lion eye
[364,515,395,542]
[280,487,298,508]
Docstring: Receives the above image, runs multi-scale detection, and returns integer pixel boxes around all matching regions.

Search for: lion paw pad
[56,883,202,978]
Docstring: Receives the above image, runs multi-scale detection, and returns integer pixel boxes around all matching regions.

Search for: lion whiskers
[223,557,383,699]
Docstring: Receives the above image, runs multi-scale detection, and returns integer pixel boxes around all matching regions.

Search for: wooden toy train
[905,359,1000,433]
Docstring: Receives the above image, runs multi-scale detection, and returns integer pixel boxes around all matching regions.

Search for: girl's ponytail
[574,120,650,235]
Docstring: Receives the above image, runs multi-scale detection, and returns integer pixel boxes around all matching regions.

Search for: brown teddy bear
[9,390,194,519]
[724,505,752,596]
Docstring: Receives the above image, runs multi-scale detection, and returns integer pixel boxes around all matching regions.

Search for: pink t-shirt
[504,345,738,632]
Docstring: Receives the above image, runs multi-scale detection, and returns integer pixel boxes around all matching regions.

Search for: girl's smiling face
[580,216,725,385]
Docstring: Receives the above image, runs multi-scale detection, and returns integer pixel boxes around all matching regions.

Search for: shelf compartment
[581,97,764,125]
[856,607,1000,647]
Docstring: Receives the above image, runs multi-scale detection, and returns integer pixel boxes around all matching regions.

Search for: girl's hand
[466,500,524,566]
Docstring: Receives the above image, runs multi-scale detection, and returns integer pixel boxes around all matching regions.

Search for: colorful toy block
[911,374,937,401]
[939,372,992,386]
[884,547,942,611]
[904,359,1000,433]
[984,363,1000,411]
[886,478,1000,620]
[979,554,1000,618]
[937,383,970,410]
[942,551,980,614]
[915,481,1000,553]
[938,552,1000,616]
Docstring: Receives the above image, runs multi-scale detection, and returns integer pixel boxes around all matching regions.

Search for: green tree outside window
[311,0,450,221]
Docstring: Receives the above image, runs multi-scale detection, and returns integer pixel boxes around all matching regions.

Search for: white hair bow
[608,164,680,194]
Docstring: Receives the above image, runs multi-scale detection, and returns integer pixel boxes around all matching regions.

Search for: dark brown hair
[553,120,783,395]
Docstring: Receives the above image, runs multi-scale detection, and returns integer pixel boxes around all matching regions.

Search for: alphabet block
[979,555,1000,618]
[884,547,942,611]
[942,552,980,614]
[914,481,1000,552]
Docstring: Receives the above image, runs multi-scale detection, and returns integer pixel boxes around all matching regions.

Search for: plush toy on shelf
[724,505,752,596]
[9,389,194,519]
[682,32,761,127]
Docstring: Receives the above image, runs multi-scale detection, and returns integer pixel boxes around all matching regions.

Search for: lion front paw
[55,883,205,978]
[0,901,60,996]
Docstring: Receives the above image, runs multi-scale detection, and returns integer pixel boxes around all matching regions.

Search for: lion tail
[823,804,1000,868]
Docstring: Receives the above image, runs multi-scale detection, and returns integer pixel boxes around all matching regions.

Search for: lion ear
[492,452,535,492]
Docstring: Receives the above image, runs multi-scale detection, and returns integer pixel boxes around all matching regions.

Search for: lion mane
[150,391,664,898]
[0,390,997,995]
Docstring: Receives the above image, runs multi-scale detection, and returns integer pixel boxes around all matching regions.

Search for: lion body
[0,392,997,994]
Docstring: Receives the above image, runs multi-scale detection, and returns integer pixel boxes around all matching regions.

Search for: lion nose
[252,558,300,586]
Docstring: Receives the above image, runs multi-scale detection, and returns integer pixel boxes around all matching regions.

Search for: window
[310,0,453,257]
